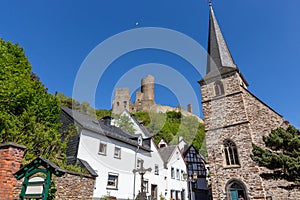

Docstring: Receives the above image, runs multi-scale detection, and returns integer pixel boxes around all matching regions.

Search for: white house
[158,145,188,200]
[60,107,188,200]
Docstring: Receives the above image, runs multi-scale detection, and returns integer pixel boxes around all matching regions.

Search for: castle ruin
[112,75,155,114]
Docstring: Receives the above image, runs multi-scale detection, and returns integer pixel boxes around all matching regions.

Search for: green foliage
[134,111,206,155]
[56,92,111,119]
[0,38,66,162]
[48,180,57,200]
[113,114,135,134]
[133,111,151,126]
[96,109,112,119]
[159,193,166,200]
[251,125,300,183]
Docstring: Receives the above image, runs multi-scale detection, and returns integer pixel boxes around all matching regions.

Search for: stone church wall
[242,88,299,200]
[201,74,266,199]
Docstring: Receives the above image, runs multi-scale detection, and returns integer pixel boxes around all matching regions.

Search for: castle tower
[112,88,131,115]
[133,74,156,112]
[141,74,155,110]
[199,5,286,199]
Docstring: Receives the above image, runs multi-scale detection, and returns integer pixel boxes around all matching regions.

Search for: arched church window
[214,81,224,96]
[223,139,240,166]
[226,179,247,200]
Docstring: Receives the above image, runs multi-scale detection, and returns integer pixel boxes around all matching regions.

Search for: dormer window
[214,81,224,96]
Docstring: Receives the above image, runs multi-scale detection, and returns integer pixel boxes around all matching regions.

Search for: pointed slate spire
[207,4,237,74]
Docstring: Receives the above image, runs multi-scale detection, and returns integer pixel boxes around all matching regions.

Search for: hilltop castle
[112,75,156,114]
[112,75,198,121]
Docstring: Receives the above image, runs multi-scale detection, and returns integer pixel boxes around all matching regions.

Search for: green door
[230,189,238,200]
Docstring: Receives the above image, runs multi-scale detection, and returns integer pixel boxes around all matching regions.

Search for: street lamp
[183,173,197,200]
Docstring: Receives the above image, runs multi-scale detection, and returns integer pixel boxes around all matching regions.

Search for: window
[154,164,159,175]
[107,173,118,189]
[114,146,121,159]
[170,190,175,199]
[223,139,240,166]
[181,190,185,200]
[181,170,184,181]
[176,169,180,180]
[137,159,143,169]
[99,142,107,155]
[123,101,127,108]
[214,80,224,96]
[117,102,119,106]
[143,179,149,193]
[171,167,175,179]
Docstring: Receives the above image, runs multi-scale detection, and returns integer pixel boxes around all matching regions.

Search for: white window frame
[99,141,107,155]
[107,173,119,189]
[114,146,121,159]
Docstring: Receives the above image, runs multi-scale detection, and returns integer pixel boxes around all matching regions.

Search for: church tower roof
[207,4,236,74]
[202,4,248,86]
[207,4,237,74]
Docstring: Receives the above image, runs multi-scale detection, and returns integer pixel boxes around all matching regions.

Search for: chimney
[0,143,26,200]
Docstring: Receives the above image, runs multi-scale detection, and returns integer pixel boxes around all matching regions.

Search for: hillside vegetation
[57,93,206,157]
[134,111,206,157]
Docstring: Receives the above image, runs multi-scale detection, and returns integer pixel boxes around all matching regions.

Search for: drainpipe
[133,146,140,200]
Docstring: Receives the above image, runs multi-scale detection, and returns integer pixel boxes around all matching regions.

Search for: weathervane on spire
[208,0,212,7]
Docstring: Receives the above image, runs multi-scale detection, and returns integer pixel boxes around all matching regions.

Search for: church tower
[199,4,286,200]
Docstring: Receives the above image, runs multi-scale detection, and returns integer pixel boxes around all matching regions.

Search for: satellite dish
[138,136,143,146]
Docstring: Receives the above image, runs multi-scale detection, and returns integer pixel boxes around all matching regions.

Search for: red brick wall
[0,143,25,200]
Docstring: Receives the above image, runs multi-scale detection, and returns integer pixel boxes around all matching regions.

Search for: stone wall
[13,171,95,200]
[201,73,265,199]
[54,171,95,200]
[112,88,131,114]
[201,71,300,199]
[242,87,299,200]
[0,142,95,200]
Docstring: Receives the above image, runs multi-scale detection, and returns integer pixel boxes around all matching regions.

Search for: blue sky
[0,0,299,127]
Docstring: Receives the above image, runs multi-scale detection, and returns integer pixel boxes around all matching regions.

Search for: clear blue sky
[0,0,299,127]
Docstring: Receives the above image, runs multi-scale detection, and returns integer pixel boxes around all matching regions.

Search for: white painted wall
[165,147,188,200]
[77,129,168,199]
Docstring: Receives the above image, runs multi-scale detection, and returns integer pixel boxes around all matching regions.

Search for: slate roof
[60,106,151,152]
[206,5,236,74]
[158,145,177,167]
[77,158,98,177]
[199,5,247,86]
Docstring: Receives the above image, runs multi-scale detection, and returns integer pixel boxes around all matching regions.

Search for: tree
[0,38,65,162]
[134,111,206,155]
[251,125,300,183]
[56,91,111,119]
[113,114,135,134]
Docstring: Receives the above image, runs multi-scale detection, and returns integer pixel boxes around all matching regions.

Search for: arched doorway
[226,179,247,200]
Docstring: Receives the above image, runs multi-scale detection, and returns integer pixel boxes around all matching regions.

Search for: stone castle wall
[112,88,131,114]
